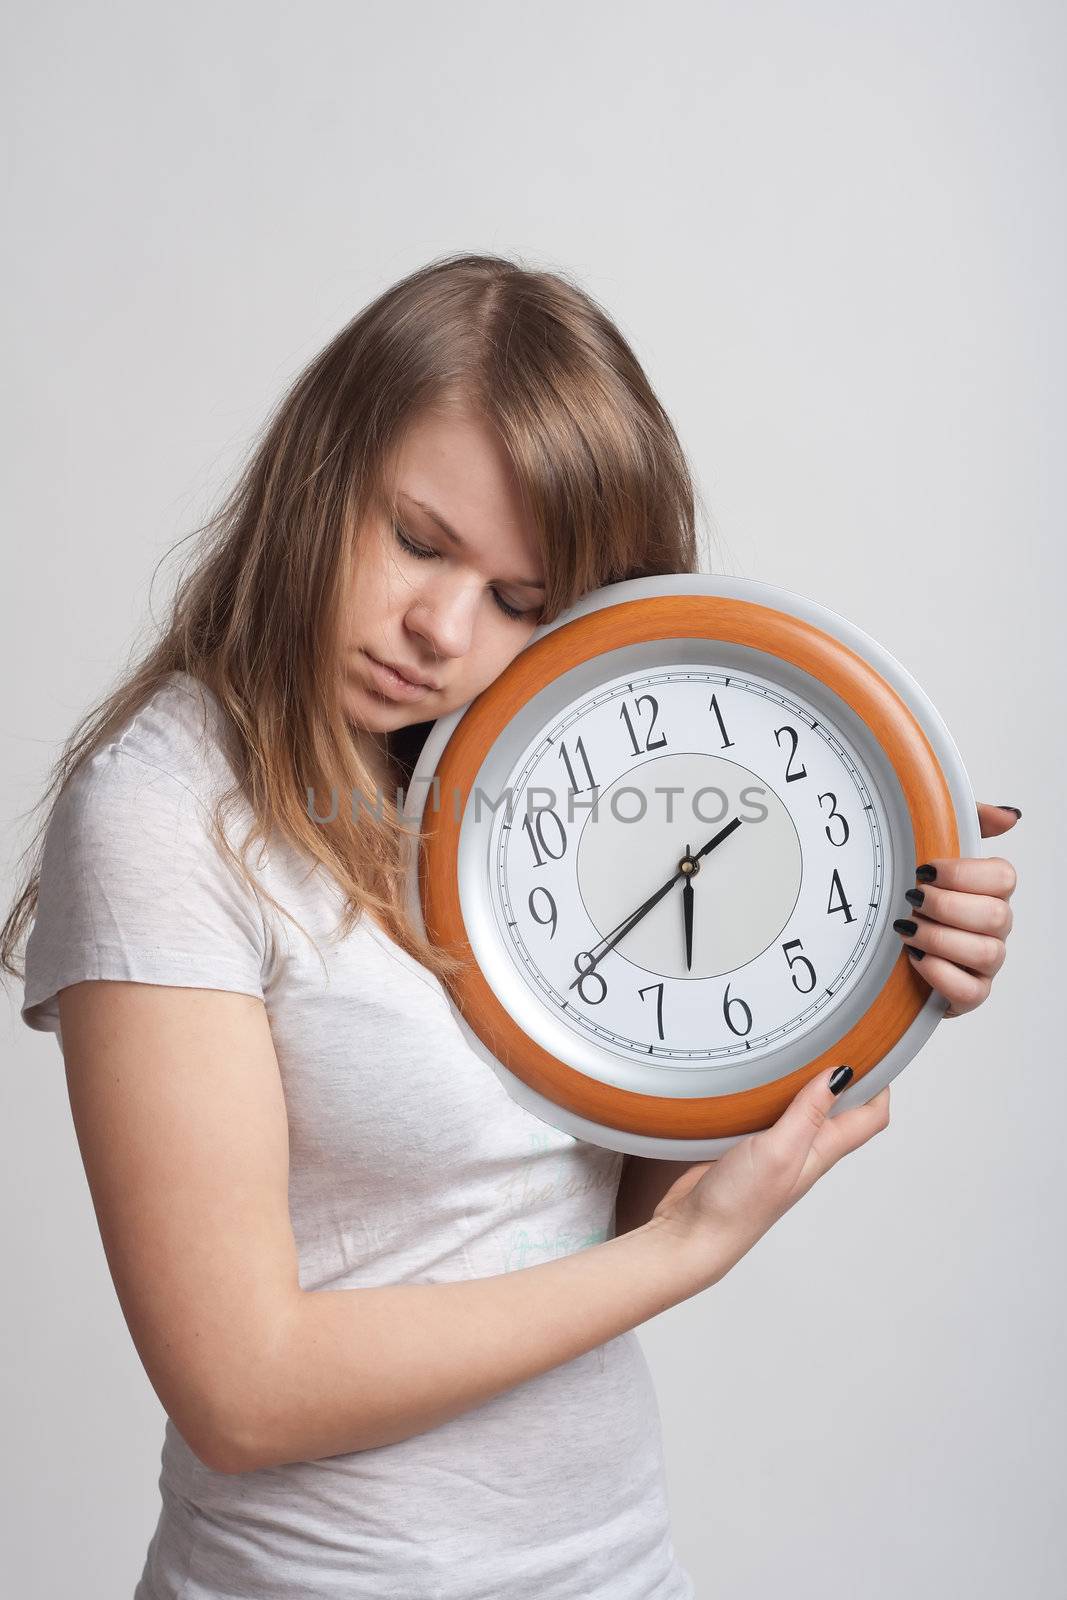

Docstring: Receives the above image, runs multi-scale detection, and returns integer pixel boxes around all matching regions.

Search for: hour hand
[693,814,743,861]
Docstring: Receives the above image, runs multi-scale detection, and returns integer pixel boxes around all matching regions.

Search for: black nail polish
[916,864,937,883]
[904,944,924,961]
[894,917,917,937]
[999,805,1022,818]
[905,888,925,908]
[829,1065,853,1095]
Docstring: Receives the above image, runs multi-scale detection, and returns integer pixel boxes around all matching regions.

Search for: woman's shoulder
[99,670,241,798]
[23,673,270,1035]
[42,670,257,903]
[48,672,250,851]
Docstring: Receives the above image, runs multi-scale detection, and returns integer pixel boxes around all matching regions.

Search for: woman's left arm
[614,801,1022,1234]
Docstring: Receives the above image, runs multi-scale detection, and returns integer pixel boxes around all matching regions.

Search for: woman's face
[339,402,548,745]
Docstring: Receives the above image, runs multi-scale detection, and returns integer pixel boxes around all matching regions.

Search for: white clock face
[484,664,892,1070]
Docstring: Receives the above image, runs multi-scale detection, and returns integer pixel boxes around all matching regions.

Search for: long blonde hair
[2,251,708,990]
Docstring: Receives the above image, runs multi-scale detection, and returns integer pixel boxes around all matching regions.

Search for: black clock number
[572,950,607,1005]
[638,980,665,1041]
[826,868,856,924]
[558,735,597,794]
[528,886,558,939]
[781,937,817,994]
[773,724,808,782]
[521,806,568,868]
[708,693,735,749]
[620,694,668,757]
[818,790,850,846]
[722,982,753,1037]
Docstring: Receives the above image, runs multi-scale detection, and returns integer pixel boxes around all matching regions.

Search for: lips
[364,652,440,692]
[361,652,441,697]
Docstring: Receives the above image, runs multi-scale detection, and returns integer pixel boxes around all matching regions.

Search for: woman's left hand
[893,802,1020,1018]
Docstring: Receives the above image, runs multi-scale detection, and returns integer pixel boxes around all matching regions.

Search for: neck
[347,720,433,810]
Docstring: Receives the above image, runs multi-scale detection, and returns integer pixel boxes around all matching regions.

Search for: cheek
[345,548,410,633]
[432,634,523,712]
[476,628,538,687]
[380,551,420,611]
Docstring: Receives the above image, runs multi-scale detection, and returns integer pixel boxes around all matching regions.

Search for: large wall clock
[401,574,980,1159]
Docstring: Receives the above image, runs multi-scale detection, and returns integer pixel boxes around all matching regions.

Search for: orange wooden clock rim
[419,595,959,1138]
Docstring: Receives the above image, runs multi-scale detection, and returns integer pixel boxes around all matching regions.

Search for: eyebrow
[399,493,547,591]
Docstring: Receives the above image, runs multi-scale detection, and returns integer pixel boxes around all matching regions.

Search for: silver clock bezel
[403,573,980,1159]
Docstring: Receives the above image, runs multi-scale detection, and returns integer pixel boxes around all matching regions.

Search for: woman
[3,252,1019,1599]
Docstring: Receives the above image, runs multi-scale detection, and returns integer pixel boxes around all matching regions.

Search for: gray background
[2,3,1062,1595]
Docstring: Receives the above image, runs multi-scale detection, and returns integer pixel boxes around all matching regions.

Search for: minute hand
[567,815,743,989]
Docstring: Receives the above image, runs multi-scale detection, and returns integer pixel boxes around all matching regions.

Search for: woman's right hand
[651,1067,891,1279]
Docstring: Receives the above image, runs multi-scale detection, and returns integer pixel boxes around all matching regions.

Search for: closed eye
[391,522,539,622]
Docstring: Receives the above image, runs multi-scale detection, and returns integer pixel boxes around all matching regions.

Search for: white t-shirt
[21,670,695,1600]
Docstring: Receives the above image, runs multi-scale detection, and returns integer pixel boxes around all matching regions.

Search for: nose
[404,576,481,664]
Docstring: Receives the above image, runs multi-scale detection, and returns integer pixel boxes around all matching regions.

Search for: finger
[768,1066,889,1177]
[893,911,1006,975]
[977,802,1022,839]
[900,883,1014,939]
[814,1084,892,1167]
[912,855,1017,900]
[809,1081,895,1184]
[900,946,992,1016]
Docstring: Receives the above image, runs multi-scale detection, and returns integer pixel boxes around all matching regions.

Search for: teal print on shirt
[498,1135,624,1217]
[501,1224,611,1273]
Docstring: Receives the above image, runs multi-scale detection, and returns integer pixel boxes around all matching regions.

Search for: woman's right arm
[57,978,889,1476]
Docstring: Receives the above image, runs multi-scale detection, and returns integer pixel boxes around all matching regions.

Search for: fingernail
[905,887,925,908]
[916,863,937,883]
[894,917,918,937]
[904,944,925,961]
[829,1065,853,1095]
[999,805,1022,818]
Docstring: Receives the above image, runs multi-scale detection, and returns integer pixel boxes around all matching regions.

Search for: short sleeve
[21,747,271,1037]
